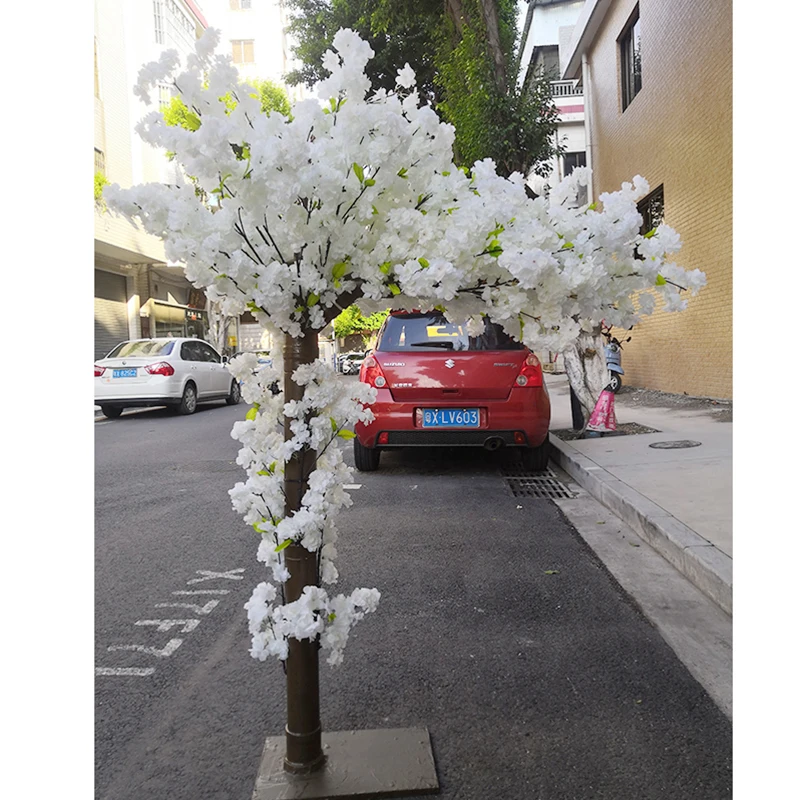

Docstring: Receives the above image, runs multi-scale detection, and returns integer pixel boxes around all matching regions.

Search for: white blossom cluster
[245,582,380,665]
[227,349,377,664]
[104,26,707,666]
[105,26,705,351]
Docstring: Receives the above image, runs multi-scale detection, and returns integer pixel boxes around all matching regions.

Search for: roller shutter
[95,270,129,360]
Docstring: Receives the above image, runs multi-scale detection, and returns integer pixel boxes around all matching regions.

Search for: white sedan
[95,338,241,418]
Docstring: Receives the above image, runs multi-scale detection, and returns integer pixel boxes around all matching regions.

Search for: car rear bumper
[95,374,184,405]
[354,386,550,449]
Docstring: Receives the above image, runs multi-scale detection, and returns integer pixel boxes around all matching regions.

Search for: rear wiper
[408,341,454,349]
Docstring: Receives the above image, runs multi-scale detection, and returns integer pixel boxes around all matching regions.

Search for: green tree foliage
[284,0,561,178]
[436,0,562,177]
[162,78,291,126]
[95,171,109,206]
[285,0,441,101]
[333,305,389,340]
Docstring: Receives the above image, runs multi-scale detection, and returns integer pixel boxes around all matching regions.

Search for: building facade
[199,0,304,99]
[519,1,589,199]
[94,0,211,360]
[561,0,732,399]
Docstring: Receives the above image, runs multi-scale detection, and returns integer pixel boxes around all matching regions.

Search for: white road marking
[95,667,155,677]
[108,638,183,657]
[172,589,230,596]
[135,619,201,633]
[154,600,220,615]
[187,568,245,584]
[343,484,362,489]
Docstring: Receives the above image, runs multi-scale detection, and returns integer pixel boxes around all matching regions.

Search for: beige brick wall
[587,0,732,399]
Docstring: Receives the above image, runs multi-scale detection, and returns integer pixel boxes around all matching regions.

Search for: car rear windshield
[376,313,525,352]
[106,340,175,358]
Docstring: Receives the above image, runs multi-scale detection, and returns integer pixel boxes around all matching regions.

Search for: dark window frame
[619,6,642,112]
[638,184,665,235]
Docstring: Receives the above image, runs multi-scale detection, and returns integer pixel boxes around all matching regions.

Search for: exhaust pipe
[484,437,503,451]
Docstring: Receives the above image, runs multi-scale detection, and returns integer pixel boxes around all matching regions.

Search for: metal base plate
[252,728,439,799]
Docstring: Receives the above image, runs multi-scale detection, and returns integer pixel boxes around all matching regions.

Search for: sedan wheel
[226,379,241,405]
[177,382,198,415]
[100,405,123,419]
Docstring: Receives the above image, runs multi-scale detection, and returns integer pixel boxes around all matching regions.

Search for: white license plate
[422,409,480,428]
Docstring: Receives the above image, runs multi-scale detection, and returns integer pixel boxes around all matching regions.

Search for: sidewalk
[544,372,732,615]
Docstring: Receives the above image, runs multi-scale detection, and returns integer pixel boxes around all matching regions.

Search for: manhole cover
[501,467,577,499]
[648,440,702,449]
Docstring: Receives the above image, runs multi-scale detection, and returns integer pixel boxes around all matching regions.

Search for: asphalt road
[95,400,732,800]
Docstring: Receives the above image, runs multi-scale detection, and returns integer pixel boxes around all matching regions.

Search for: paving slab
[544,374,732,615]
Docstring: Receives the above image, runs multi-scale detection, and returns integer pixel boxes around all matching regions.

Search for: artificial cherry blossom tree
[105,27,704,775]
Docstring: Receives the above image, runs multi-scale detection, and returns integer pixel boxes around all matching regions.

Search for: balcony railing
[549,80,583,98]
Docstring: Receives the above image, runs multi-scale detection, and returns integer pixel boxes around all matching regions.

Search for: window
[95,148,106,174]
[377,313,524,352]
[230,0,252,8]
[197,343,222,363]
[154,0,164,44]
[158,83,172,110]
[619,6,642,111]
[108,340,175,358]
[638,184,664,234]
[232,39,255,64]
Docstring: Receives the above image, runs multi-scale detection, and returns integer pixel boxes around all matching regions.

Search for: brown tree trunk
[281,331,325,774]
[478,0,507,94]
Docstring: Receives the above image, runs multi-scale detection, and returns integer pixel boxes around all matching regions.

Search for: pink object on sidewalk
[587,389,617,433]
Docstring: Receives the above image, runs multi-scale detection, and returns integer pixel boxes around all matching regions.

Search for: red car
[354,311,551,471]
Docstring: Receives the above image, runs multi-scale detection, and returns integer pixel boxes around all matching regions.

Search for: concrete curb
[549,435,732,616]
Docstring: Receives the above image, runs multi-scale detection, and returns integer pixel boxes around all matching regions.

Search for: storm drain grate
[501,467,577,499]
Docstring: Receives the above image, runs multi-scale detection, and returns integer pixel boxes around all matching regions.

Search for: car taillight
[145,361,175,376]
[514,353,543,387]
[360,355,387,388]
[94,365,106,377]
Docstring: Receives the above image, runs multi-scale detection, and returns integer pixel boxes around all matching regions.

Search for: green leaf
[543,570,560,575]
[587,202,598,212]
[337,429,356,440]
[388,283,401,295]
[322,107,330,115]
[655,274,667,286]
[275,539,292,553]
[364,178,375,187]
[397,167,408,179]
[644,228,657,238]
[379,262,392,275]
[562,242,574,250]
[330,417,337,431]
[332,261,349,280]
[246,407,258,421]
[307,293,320,307]
[294,305,305,314]
[486,225,505,238]
[442,170,451,177]
[372,205,379,216]
[184,112,202,131]
[418,257,429,268]
[327,612,336,623]
[352,162,364,183]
